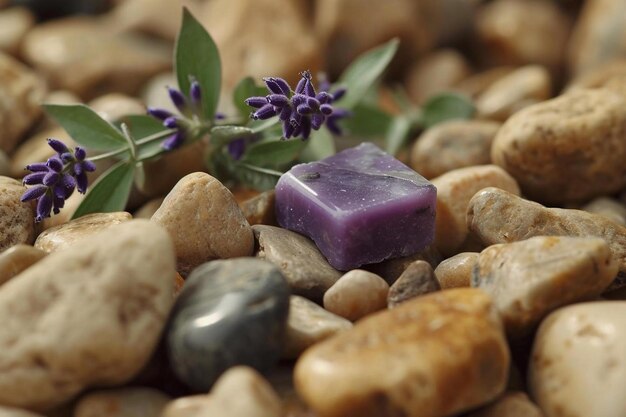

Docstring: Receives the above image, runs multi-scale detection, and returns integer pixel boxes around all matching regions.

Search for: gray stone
[388,260,440,308]
[0,177,35,253]
[0,244,46,286]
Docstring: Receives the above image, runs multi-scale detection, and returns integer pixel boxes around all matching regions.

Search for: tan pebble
[473,236,617,337]
[88,93,146,124]
[240,190,277,226]
[323,270,389,321]
[295,288,510,417]
[0,177,35,252]
[529,302,626,417]
[160,396,212,417]
[432,165,520,257]
[410,120,501,179]
[10,127,75,178]
[140,72,176,114]
[134,197,165,219]
[465,391,544,417]
[387,260,439,308]
[455,66,515,99]
[0,7,34,56]
[74,387,170,417]
[151,173,254,276]
[581,197,626,226]
[35,212,132,253]
[0,150,9,177]
[566,59,626,100]
[434,252,478,289]
[284,295,352,359]
[39,191,85,231]
[366,244,442,284]
[0,244,46,286]
[0,405,46,417]
[491,89,626,204]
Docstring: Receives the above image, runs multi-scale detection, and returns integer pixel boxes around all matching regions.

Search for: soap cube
[275,142,437,270]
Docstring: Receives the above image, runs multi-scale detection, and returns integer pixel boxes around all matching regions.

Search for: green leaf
[72,161,136,219]
[234,162,282,191]
[337,38,400,109]
[421,93,475,129]
[211,125,254,148]
[120,115,171,160]
[385,116,413,156]
[44,104,127,151]
[233,77,266,120]
[342,104,393,137]
[241,139,305,169]
[175,8,221,121]
[299,128,336,162]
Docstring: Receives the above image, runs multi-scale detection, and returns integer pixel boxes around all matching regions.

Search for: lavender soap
[275,143,436,271]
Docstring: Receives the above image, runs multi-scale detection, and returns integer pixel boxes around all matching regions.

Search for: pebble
[253,225,341,301]
[529,302,626,417]
[581,197,626,226]
[151,173,254,276]
[387,260,440,308]
[0,177,36,253]
[465,391,544,417]
[0,150,10,177]
[133,197,164,219]
[0,220,175,410]
[431,165,520,257]
[410,120,501,179]
[476,65,552,121]
[0,7,34,56]
[88,93,146,124]
[0,51,46,153]
[491,89,626,204]
[240,190,277,226]
[434,252,478,289]
[0,406,45,417]
[10,127,74,179]
[455,66,515,99]
[566,59,626,100]
[284,295,352,359]
[0,244,46,286]
[73,387,170,417]
[161,366,282,417]
[365,244,442,284]
[34,212,132,253]
[106,0,188,42]
[166,258,290,391]
[323,269,389,321]
[295,288,509,417]
[472,236,617,338]
[467,187,626,282]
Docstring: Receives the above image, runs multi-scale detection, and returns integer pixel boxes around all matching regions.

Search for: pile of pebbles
[1,1,626,417]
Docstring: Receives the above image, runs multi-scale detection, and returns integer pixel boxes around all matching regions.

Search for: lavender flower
[21,138,95,222]
[245,71,350,140]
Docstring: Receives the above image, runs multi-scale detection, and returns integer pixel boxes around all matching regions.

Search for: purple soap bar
[275,142,437,270]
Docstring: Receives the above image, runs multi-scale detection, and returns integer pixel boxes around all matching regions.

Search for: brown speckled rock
[387,260,439,308]
[0,244,46,286]
[466,392,544,417]
[491,89,626,204]
[73,387,170,417]
[0,177,35,253]
[434,252,478,289]
[323,270,388,321]
[295,288,509,417]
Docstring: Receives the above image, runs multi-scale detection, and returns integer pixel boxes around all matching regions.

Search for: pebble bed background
[0,0,625,417]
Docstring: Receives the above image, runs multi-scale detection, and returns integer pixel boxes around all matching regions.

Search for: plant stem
[87,129,177,162]
[239,162,283,177]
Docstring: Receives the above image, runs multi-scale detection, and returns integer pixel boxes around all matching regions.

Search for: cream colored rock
[134,197,165,219]
[88,93,146,124]
[34,212,132,253]
[0,177,35,252]
[473,236,617,337]
[476,65,552,121]
[0,244,46,286]
[151,173,254,276]
[455,66,515,99]
[10,128,74,178]
[411,120,500,179]
[284,295,352,359]
[160,396,212,417]
[323,270,389,321]
[466,392,544,417]
[0,52,46,153]
[74,387,170,417]
[0,7,34,56]
[0,220,175,410]
[566,59,626,100]
[0,406,45,417]
[295,288,509,417]
[491,89,626,204]
[582,197,626,226]
[467,187,626,280]
[387,260,439,308]
[141,72,177,114]
[434,252,478,289]
[529,302,626,417]
[0,150,9,177]
[432,165,520,257]
[406,49,471,104]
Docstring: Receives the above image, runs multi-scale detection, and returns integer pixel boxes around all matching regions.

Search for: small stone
[0,220,175,410]
[283,295,352,359]
[529,302,626,417]
[134,197,165,219]
[323,269,389,321]
[295,288,509,417]
[0,177,35,253]
[0,150,10,178]
[387,260,439,308]
[34,212,132,253]
[151,173,254,276]
[491,89,626,204]
[472,236,617,337]
[40,191,85,231]
[0,406,46,417]
[566,59,626,101]
[366,244,442,284]
[465,392,544,417]
[431,165,520,257]
[88,93,146,124]
[582,197,626,226]
[455,66,515,99]
[0,244,46,286]
[73,387,170,417]
[434,252,478,289]
[166,258,290,391]
[240,190,277,226]
[10,127,74,179]
[0,7,35,56]
[253,225,342,301]
[410,120,501,179]
[106,0,189,41]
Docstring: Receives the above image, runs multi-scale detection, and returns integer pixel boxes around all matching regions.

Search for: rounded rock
[0,406,45,417]
[0,177,35,253]
[387,260,440,308]
[0,244,46,286]
[323,269,389,321]
[581,197,626,227]
[434,252,478,289]
[465,391,543,417]
[73,387,170,417]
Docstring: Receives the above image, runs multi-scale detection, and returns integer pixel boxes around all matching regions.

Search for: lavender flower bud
[320,103,334,116]
[43,172,60,187]
[61,152,74,163]
[306,97,320,111]
[190,80,202,105]
[147,107,173,121]
[76,172,89,194]
[215,112,226,120]
[282,120,295,139]
[295,77,306,94]
[161,131,186,151]
[164,116,179,129]
[52,196,65,215]
[266,94,289,107]
[279,107,292,121]
[46,156,64,172]
[316,91,332,104]
[82,160,96,172]
[35,194,53,223]
[296,104,313,115]
[23,172,47,185]
[332,87,347,101]
[74,147,87,161]
[20,185,47,202]
[311,113,325,130]
[304,80,316,97]
[47,138,69,154]
[300,117,312,139]
[252,104,277,120]
[263,77,289,95]
[291,94,306,107]
[167,87,188,112]
[25,162,50,172]
[245,97,269,109]
[326,117,342,135]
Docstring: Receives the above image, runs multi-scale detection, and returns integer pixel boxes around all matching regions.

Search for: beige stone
[411,120,500,179]
[473,236,617,337]
[74,387,170,417]
[134,197,165,219]
[88,93,146,124]
[0,150,9,177]
[0,405,45,417]
[295,288,509,417]
[491,89,626,204]
[476,65,552,121]
[151,173,254,276]
[39,191,85,232]
[455,66,515,99]
[406,49,471,104]
[566,59,626,100]
[323,270,389,321]
[0,7,34,56]
[582,197,626,226]
[466,392,544,417]
[0,177,35,253]
[284,295,352,359]
[0,220,175,410]
[0,245,46,286]
[529,302,626,417]
[387,260,439,308]
[240,190,277,226]
[34,212,132,253]
[432,165,520,257]
[434,252,478,289]
[140,72,177,115]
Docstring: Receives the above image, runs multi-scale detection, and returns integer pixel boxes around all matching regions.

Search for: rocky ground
[0,0,626,416]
